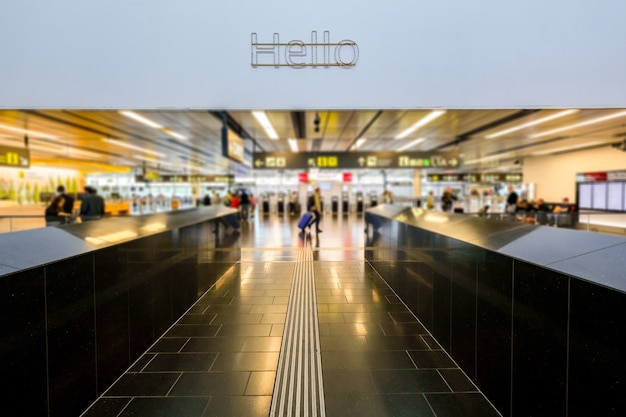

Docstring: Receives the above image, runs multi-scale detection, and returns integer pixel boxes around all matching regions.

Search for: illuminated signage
[135,175,233,183]
[427,173,523,183]
[251,31,359,68]
[0,145,30,168]
[253,151,460,170]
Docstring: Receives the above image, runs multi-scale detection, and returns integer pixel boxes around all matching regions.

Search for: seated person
[45,195,72,225]
[553,197,572,213]
[532,198,551,225]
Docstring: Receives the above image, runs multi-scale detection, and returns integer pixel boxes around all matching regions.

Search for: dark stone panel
[0,267,47,416]
[416,261,434,332]
[449,239,477,379]
[512,261,568,417]
[46,254,97,417]
[568,279,626,417]
[127,257,156,359]
[402,261,421,319]
[171,263,200,319]
[151,265,173,339]
[476,250,513,416]
[94,246,130,394]
[431,237,452,350]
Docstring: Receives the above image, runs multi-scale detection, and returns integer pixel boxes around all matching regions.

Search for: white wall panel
[523,147,626,203]
[0,0,625,109]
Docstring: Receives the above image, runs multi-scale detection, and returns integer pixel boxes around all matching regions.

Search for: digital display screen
[592,183,607,209]
[578,183,592,209]
[607,182,624,211]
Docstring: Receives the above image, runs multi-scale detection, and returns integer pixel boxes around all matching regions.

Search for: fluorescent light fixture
[288,138,298,152]
[486,109,579,139]
[531,110,626,139]
[252,111,278,140]
[119,111,163,129]
[102,138,166,157]
[162,128,188,141]
[0,123,58,139]
[395,110,446,139]
[397,137,425,151]
[530,140,605,156]
[352,138,367,150]
[463,152,515,165]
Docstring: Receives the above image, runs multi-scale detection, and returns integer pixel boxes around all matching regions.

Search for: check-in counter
[0,206,241,417]
[365,205,626,417]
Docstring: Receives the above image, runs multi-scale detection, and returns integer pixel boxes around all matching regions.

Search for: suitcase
[297,211,315,231]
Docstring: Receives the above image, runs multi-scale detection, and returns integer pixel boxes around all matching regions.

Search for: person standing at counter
[80,186,106,221]
[506,185,519,215]
[56,185,75,215]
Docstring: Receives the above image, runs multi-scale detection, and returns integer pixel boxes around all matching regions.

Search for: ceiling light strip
[530,140,606,156]
[530,110,626,139]
[252,111,279,140]
[397,137,425,151]
[102,138,166,157]
[119,111,163,129]
[0,123,59,139]
[395,110,446,139]
[485,109,579,139]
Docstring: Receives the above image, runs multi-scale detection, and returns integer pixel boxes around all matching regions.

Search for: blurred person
[426,191,435,210]
[506,185,519,215]
[56,185,75,215]
[309,187,323,233]
[239,190,251,220]
[383,189,393,204]
[441,188,456,212]
[80,186,105,221]
[45,195,71,225]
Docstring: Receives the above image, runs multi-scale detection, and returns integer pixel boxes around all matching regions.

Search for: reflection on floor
[81,212,501,417]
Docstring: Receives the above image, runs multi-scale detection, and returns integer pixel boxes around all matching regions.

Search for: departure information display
[252,151,460,170]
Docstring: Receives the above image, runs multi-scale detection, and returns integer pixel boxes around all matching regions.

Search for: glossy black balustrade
[364,205,626,417]
[0,206,241,417]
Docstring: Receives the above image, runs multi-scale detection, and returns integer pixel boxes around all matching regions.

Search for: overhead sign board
[135,174,232,183]
[427,173,522,183]
[0,145,30,168]
[252,151,459,170]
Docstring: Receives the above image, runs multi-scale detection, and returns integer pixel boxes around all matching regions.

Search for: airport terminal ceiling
[1,108,625,175]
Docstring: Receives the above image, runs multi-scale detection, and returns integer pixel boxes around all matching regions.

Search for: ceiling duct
[291,111,306,139]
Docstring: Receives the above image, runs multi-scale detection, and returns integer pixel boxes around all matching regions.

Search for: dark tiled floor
[81,212,501,417]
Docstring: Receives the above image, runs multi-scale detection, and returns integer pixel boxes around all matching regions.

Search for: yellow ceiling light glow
[395,110,446,139]
[119,111,187,140]
[0,123,59,139]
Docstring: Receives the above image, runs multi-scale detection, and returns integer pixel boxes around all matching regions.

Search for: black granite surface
[0,207,240,417]
[365,205,626,417]
[0,205,237,276]
[366,204,626,293]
